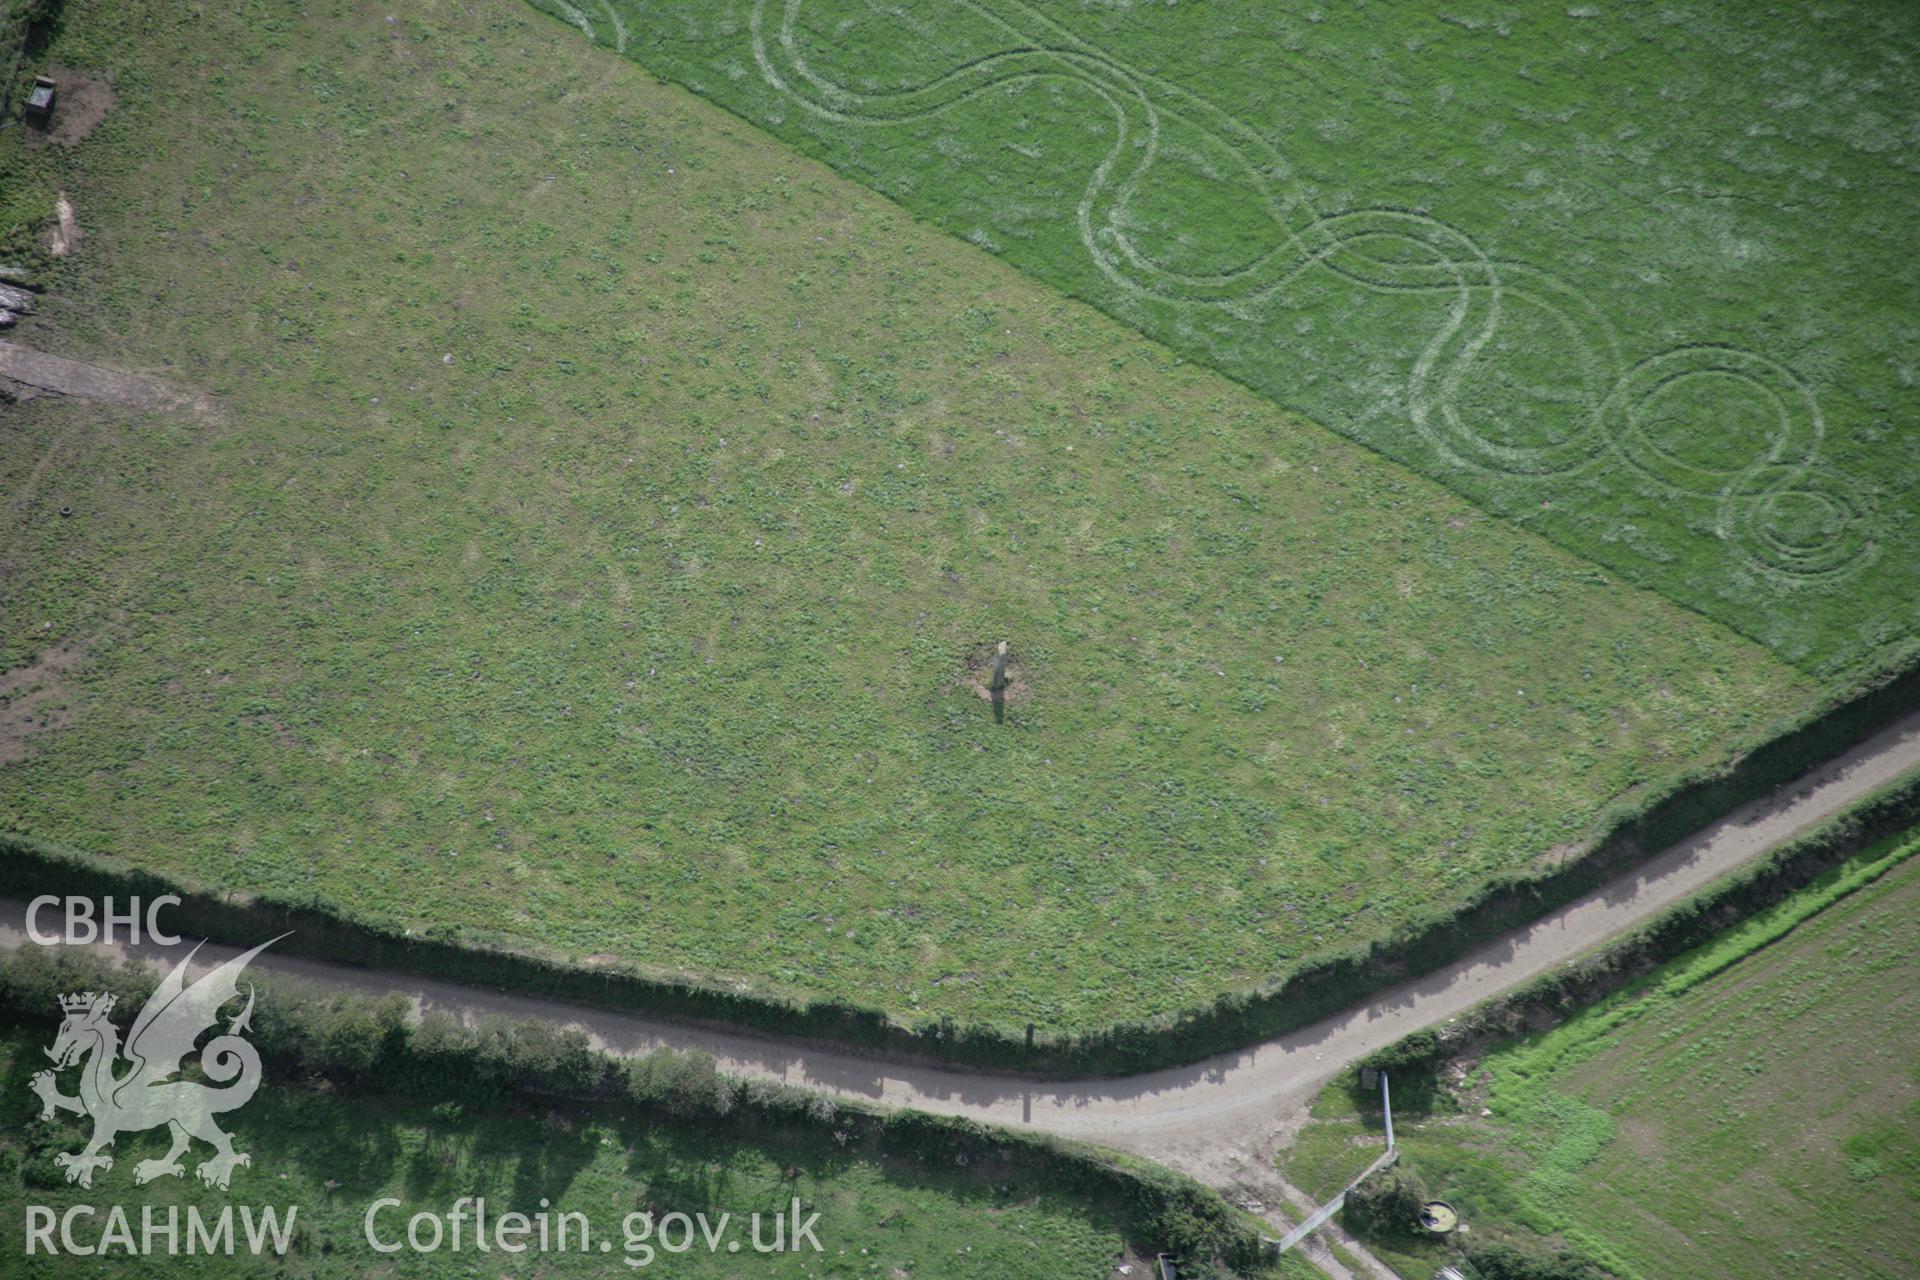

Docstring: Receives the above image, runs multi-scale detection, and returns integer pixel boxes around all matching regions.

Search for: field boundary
[1456,828,1920,1280]
[1359,765,1920,1087]
[5,645,1919,1077]
[1336,774,1920,1280]
[1491,825,1920,1085]
[0,1,48,125]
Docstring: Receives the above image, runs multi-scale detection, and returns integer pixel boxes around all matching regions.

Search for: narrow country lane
[5,708,1918,1273]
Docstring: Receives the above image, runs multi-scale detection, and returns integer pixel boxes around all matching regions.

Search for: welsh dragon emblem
[29,937,283,1191]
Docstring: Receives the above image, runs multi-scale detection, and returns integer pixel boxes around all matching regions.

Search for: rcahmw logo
[27,1204,296,1259]
[24,935,298,1258]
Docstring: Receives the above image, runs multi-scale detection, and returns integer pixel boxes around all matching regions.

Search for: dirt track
[0,340,211,415]
[4,708,1918,1262]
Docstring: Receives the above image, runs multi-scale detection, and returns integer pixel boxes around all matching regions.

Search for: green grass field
[563,0,1920,677]
[1281,830,1920,1280]
[0,0,1841,1035]
[0,1025,1151,1278]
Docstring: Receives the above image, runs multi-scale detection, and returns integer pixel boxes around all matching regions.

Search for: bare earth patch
[27,68,115,147]
[0,340,215,417]
[0,635,92,764]
[962,643,1034,707]
[44,192,80,257]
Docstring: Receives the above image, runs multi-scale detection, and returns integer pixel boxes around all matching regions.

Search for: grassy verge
[1283,809,1920,1279]
[0,0,1829,1040]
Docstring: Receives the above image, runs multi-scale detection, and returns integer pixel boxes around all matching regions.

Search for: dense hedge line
[0,943,1271,1273]
[1359,764,1920,1084]
[5,646,1918,1077]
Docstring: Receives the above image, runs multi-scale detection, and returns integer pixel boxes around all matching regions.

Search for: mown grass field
[1280,829,1920,1280]
[0,1025,1151,1278]
[572,0,1920,676]
[0,0,1827,1033]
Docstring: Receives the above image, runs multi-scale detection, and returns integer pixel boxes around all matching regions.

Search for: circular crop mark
[1763,490,1844,549]
[1607,347,1821,498]
[1631,370,1792,479]
[1722,469,1875,583]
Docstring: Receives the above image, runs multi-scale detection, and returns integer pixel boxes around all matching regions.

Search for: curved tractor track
[4,709,1918,1270]
[526,0,1883,586]
[735,0,1876,586]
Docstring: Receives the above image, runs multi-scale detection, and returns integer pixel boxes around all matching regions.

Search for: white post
[1382,1070,1394,1151]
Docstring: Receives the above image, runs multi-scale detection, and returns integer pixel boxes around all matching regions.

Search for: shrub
[626,1047,735,1117]
[1343,1167,1427,1236]
[1465,1238,1616,1280]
